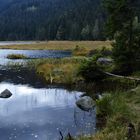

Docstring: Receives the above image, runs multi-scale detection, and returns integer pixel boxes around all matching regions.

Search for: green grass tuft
[7,54,28,59]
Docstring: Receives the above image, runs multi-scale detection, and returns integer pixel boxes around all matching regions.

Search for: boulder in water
[0,89,12,98]
[76,96,95,111]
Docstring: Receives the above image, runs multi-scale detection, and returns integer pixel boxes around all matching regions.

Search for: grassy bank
[5,57,87,84]
[31,57,88,84]
[77,88,140,140]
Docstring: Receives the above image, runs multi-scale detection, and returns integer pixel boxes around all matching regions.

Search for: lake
[0,82,96,140]
[0,49,71,65]
[0,41,36,46]
[0,47,96,140]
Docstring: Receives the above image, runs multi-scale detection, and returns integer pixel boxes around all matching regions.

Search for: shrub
[78,57,106,82]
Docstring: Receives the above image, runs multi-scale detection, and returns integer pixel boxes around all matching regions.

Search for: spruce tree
[104,0,140,74]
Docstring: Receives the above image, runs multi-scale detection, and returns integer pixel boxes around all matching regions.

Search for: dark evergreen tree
[0,0,105,41]
[104,0,140,74]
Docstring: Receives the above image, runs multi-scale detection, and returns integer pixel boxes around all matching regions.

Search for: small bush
[78,57,106,82]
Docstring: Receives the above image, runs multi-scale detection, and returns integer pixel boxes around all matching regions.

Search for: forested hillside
[0,0,106,40]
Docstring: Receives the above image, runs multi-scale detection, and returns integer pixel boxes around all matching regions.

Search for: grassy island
[7,54,29,59]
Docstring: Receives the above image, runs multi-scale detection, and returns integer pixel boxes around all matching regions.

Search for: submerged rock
[76,96,95,111]
[0,89,12,98]
[97,58,113,65]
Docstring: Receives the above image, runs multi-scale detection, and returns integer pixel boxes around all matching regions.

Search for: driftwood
[104,72,140,82]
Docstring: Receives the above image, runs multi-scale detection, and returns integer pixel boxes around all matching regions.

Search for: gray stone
[76,96,95,111]
[97,58,113,65]
[0,89,12,98]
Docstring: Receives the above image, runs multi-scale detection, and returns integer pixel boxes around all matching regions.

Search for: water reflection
[0,41,35,46]
[0,49,71,65]
[0,82,96,140]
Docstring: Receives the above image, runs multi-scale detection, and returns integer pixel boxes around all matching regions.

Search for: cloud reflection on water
[0,82,96,140]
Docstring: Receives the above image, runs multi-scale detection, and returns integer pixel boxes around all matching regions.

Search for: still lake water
[0,49,71,65]
[0,41,71,65]
[0,41,36,46]
[0,83,96,140]
[0,42,96,140]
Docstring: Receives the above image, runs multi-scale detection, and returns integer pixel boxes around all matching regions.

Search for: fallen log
[104,72,140,81]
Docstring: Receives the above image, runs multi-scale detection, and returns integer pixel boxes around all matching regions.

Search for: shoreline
[0,43,139,140]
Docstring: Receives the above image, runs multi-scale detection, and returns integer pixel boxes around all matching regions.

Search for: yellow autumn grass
[0,41,112,50]
[36,62,81,84]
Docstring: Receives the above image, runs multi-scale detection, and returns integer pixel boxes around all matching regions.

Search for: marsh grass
[35,57,87,84]
[25,56,88,68]
[7,54,28,59]
[96,92,133,123]
[77,89,140,140]
[0,41,112,50]
[5,57,88,84]
[72,45,89,56]
[4,57,87,84]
